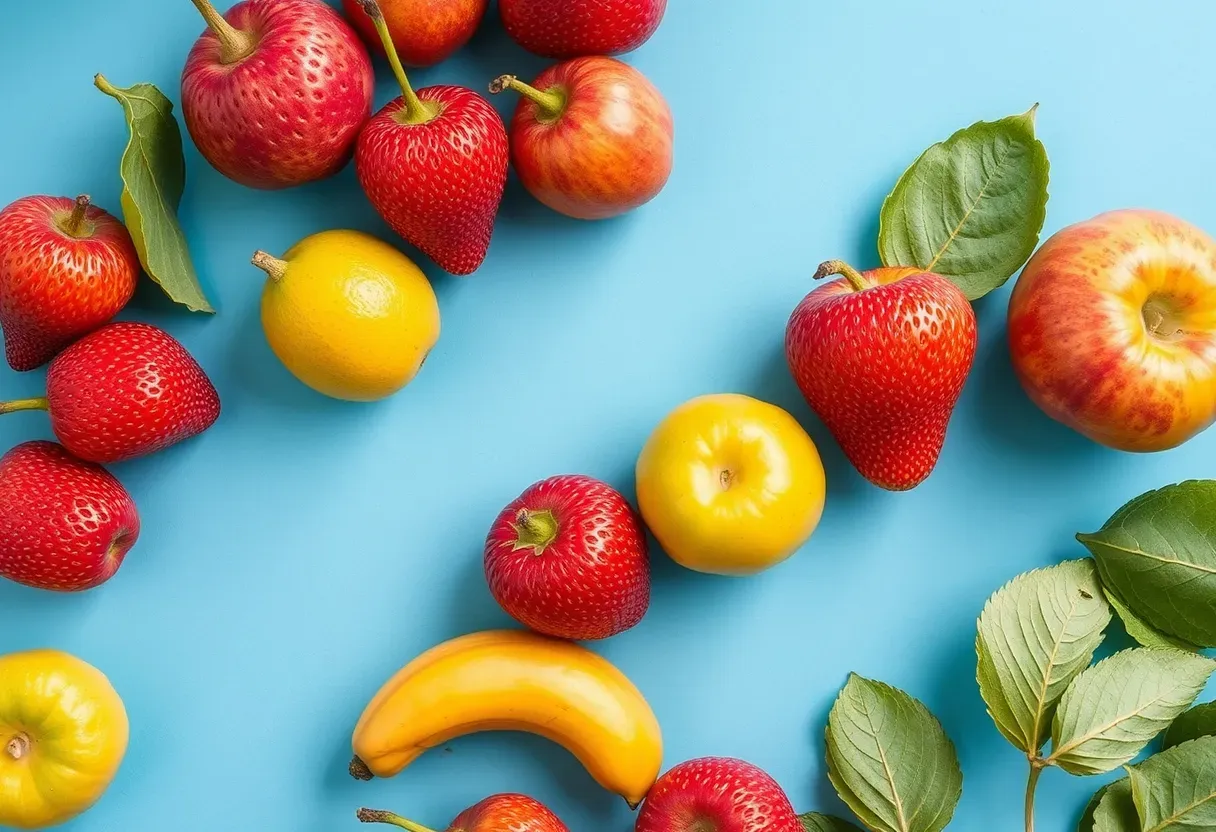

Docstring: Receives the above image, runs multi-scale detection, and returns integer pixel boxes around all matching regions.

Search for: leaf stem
[189,0,257,64]
[357,0,438,125]
[813,260,869,292]
[1025,758,1045,832]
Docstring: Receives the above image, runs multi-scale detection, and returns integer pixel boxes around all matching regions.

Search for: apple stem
[0,397,49,416]
[813,260,869,292]
[349,756,375,781]
[514,509,559,554]
[59,195,92,238]
[357,809,435,832]
[357,0,439,125]
[251,251,288,283]
[5,733,29,761]
[189,0,257,64]
[489,75,567,122]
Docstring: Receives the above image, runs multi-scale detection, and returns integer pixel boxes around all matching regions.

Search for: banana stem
[357,809,436,832]
[0,397,49,416]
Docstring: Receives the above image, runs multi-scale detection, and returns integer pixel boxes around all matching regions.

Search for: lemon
[253,230,440,402]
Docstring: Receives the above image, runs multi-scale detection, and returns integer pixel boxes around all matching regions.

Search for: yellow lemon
[254,230,440,402]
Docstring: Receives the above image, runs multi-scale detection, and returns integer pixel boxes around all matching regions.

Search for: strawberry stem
[357,809,435,832]
[357,0,439,125]
[59,195,92,238]
[0,397,49,416]
[489,75,567,123]
[251,251,288,283]
[189,0,257,64]
[813,260,869,292]
[513,509,559,554]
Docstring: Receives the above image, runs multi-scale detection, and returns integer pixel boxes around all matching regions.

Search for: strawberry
[484,474,650,640]
[0,194,139,371]
[499,0,667,58]
[636,757,803,832]
[0,322,221,464]
[359,794,569,832]
[353,0,508,275]
[785,261,977,491]
[0,441,140,592]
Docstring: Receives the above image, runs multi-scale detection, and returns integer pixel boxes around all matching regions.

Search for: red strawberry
[358,794,569,832]
[785,261,977,491]
[0,194,139,371]
[0,441,140,592]
[353,0,508,275]
[0,322,221,464]
[485,474,650,640]
[499,0,667,58]
[636,757,803,832]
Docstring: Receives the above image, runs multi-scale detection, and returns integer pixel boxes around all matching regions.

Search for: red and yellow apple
[343,0,488,67]
[1008,209,1216,451]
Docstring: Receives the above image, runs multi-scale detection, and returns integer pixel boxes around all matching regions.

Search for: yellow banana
[350,630,663,807]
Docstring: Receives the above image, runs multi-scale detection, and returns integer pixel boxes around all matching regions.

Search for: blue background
[1,1,1214,830]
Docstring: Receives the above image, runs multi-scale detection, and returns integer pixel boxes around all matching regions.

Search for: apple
[1008,209,1216,451]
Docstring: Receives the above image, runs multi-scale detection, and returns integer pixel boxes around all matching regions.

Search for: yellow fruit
[0,649,129,830]
[636,393,826,576]
[351,630,662,807]
[254,229,441,402]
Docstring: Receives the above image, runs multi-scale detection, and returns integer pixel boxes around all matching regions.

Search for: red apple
[490,57,673,220]
[499,0,667,59]
[1008,209,1216,451]
[342,0,488,67]
[358,794,568,832]
[635,757,802,832]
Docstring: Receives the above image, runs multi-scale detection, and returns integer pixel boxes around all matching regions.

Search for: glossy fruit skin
[45,322,221,464]
[786,267,978,491]
[356,87,509,275]
[1008,210,1216,452]
[500,0,667,58]
[636,394,826,576]
[258,230,440,402]
[636,757,802,832]
[505,57,674,220]
[0,196,138,371]
[361,794,570,832]
[181,0,374,189]
[0,649,129,829]
[341,0,488,67]
[485,474,650,640]
[0,442,139,592]
[351,630,663,807]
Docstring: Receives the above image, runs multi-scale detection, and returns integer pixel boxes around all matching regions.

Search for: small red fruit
[785,261,977,491]
[342,0,488,67]
[0,441,140,592]
[0,322,221,464]
[485,474,650,640]
[358,794,569,832]
[0,195,139,372]
[354,0,508,275]
[181,0,374,189]
[636,757,802,832]
[491,57,674,221]
[500,0,667,59]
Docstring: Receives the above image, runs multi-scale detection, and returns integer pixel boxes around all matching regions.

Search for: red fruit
[500,0,667,58]
[636,757,802,832]
[491,58,674,221]
[341,0,488,67]
[785,261,977,491]
[485,475,650,640]
[0,322,221,464]
[354,1,508,275]
[358,794,569,832]
[181,0,374,189]
[0,441,140,592]
[0,195,139,372]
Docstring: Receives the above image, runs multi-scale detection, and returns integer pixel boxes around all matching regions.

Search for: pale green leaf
[877,106,1049,300]
[1162,701,1216,751]
[1128,736,1216,830]
[1104,588,1202,653]
[1049,649,1215,775]
[825,674,962,832]
[976,560,1111,753]
[1092,778,1139,832]
[799,813,865,832]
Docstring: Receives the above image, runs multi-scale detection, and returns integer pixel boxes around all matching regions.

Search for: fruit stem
[251,251,288,283]
[813,260,869,292]
[59,195,92,238]
[357,809,435,832]
[349,756,375,781]
[1024,757,1044,832]
[5,733,29,761]
[357,0,439,125]
[513,509,559,554]
[0,397,49,416]
[489,75,567,122]
[189,0,257,64]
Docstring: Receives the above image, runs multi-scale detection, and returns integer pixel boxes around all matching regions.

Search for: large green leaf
[1049,649,1215,775]
[1162,701,1216,750]
[976,560,1110,753]
[1079,481,1216,647]
[800,813,865,832]
[1104,588,1202,653]
[825,675,962,832]
[1091,778,1139,832]
[1128,736,1216,830]
[877,106,1049,300]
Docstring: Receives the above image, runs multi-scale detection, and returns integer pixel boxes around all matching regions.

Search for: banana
[350,629,663,807]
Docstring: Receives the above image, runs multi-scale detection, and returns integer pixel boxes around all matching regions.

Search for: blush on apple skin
[342,0,488,67]
[1008,209,1216,452]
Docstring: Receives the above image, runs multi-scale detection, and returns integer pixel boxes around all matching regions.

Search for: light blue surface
[1,1,1214,830]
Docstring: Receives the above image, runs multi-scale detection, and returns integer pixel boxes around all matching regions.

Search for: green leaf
[1104,588,1202,653]
[1092,778,1139,832]
[1162,702,1216,750]
[877,105,1049,300]
[799,813,865,832]
[1128,736,1216,830]
[976,560,1111,753]
[95,74,214,313]
[1079,481,1216,648]
[825,674,962,832]
[1049,648,1215,775]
